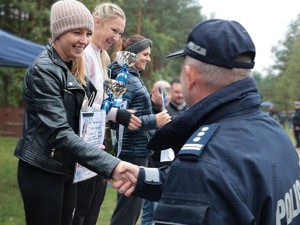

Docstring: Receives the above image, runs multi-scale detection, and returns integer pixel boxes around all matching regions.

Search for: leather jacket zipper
[50,148,55,158]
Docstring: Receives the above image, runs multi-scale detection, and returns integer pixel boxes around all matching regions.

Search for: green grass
[97,187,117,225]
[0,137,24,225]
[0,137,118,225]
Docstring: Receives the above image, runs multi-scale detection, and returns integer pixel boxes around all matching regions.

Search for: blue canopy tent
[0,29,45,68]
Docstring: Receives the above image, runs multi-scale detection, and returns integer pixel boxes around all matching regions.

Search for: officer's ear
[184,64,199,91]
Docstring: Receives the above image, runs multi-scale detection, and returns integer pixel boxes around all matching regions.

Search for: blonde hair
[72,57,85,85]
[92,3,125,79]
[92,2,126,22]
[101,50,110,80]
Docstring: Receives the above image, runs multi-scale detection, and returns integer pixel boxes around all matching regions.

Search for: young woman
[73,3,140,225]
[14,1,132,225]
[109,35,171,225]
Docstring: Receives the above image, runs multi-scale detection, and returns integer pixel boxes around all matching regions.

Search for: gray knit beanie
[50,0,94,41]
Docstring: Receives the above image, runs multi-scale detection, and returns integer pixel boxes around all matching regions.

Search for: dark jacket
[109,61,156,158]
[135,78,300,225]
[166,101,188,119]
[292,109,300,127]
[14,44,120,177]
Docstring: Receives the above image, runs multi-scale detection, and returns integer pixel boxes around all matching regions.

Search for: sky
[198,0,300,75]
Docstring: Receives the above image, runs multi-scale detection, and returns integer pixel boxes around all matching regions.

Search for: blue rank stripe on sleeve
[177,124,219,161]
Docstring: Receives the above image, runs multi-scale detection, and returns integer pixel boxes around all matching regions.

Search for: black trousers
[294,129,300,147]
[17,160,76,225]
[72,175,107,225]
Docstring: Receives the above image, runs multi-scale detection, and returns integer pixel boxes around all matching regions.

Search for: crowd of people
[14,0,300,225]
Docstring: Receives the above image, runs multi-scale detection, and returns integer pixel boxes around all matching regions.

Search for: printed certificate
[73,110,106,183]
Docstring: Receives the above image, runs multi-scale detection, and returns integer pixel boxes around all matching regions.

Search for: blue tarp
[0,29,45,68]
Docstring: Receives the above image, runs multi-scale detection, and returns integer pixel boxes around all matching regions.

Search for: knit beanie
[50,0,94,41]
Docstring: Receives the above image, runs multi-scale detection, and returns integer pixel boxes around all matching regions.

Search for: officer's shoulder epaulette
[177,124,219,161]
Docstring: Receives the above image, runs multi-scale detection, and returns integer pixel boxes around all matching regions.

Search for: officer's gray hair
[184,56,251,90]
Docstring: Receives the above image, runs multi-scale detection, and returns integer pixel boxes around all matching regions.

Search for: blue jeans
[140,200,158,225]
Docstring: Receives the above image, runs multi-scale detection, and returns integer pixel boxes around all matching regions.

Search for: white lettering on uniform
[294,180,300,213]
[276,199,285,225]
[276,179,300,225]
[285,190,292,224]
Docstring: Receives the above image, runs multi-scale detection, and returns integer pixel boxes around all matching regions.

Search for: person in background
[109,35,171,225]
[113,19,300,225]
[140,80,171,225]
[150,80,171,115]
[73,3,141,225]
[292,101,300,148]
[265,104,277,120]
[278,110,287,128]
[166,78,188,119]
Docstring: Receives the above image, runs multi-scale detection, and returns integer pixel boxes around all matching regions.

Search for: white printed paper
[73,110,106,183]
[160,148,175,162]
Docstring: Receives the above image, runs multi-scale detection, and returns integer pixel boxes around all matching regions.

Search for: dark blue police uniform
[134,78,300,225]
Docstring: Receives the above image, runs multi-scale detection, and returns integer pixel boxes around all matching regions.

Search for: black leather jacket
[14,44,120,177]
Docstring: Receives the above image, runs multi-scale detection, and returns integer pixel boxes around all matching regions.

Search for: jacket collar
[46,43,82,90]
[109,61,140,79]
[46,43,67,69]
[147,78,262,152]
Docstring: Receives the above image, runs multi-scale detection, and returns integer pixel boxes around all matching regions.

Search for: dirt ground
[0,106,24,137]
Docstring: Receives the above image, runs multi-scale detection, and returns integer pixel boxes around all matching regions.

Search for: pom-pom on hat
[166,19,256,69]
[50,0,94,41]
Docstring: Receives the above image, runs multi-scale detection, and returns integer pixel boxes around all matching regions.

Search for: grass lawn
[0,137,118,225]
[0,137,24,225]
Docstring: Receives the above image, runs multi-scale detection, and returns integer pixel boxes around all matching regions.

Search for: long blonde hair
[72,57,85,85]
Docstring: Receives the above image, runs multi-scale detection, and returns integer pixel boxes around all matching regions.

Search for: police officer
[112,19,300,225]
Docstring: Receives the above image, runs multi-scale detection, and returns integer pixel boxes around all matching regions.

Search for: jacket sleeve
[133,166,170,201]
[122,77,157,131]
[292,111,300,126]
[139,114,157,131]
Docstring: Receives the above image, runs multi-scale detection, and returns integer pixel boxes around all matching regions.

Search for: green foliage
[271,15,300,74]
[5,0,298,109]
[255,14,300,113]
[0,68,26,106]
[0,0,203,106]
[0,0,204,106]
[115,0,203,90]
[273,36,300,110]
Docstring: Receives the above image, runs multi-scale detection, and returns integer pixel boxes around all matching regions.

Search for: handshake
[110,161,140,196]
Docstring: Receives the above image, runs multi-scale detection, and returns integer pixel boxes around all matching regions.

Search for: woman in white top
[73,3,141,225]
